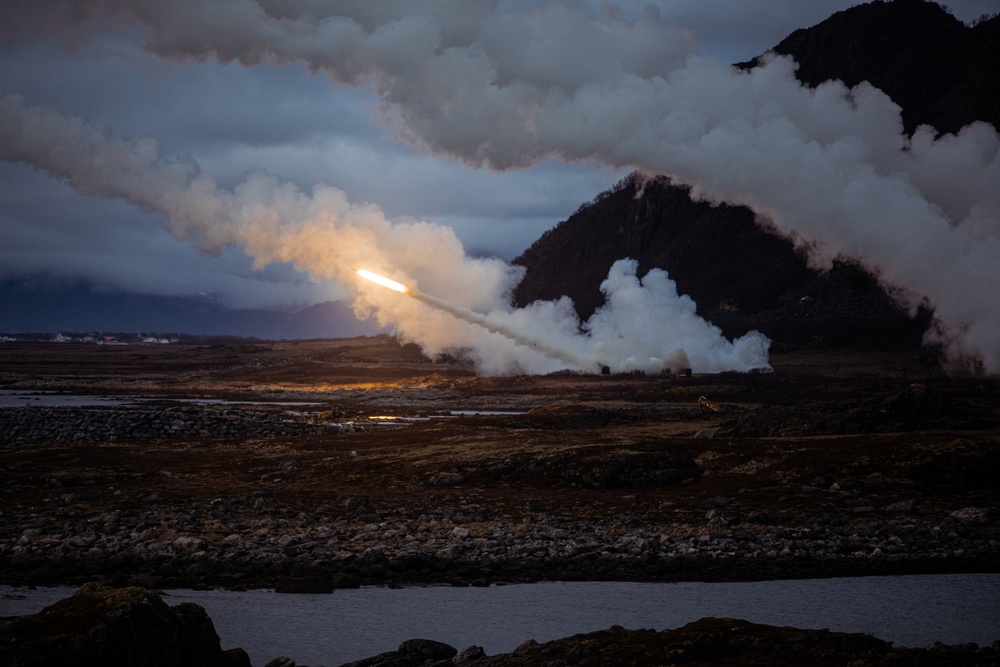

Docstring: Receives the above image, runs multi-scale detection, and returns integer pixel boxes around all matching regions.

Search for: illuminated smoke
[2,1,998,371]
[0,92,766,374]
[357,269,596,371]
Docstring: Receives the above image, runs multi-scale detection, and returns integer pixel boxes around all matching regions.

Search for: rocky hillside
[512,0,999,349]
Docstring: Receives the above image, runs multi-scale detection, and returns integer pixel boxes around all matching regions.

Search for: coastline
[0,340,998,665]
[3,499,998,591]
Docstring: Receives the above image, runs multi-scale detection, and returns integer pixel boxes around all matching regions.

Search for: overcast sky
[0,0,996,311]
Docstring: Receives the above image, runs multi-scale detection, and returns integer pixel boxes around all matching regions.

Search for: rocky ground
[0,337,998,663]
[1,337,998,590]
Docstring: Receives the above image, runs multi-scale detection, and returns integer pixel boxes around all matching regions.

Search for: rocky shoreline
[1,340,998,664]
[3,481,997,591]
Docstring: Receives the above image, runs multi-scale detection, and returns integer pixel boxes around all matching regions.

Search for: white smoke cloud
[0,92,769,374]
[2,1,999,373]
[586,260,771,374]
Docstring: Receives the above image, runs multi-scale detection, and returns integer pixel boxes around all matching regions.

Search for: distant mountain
[0,278,379,339]
[744,0,1000,136]
[513,174,933,348]
[512,0,998,349]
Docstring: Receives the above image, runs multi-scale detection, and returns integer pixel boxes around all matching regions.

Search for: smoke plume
[0,92,768,374]
[2,1,999,372]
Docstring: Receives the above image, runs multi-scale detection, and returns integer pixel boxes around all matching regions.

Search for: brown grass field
[1,336,997,537]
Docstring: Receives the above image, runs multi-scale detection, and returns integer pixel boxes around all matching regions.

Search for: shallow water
[0,390,136,408]
[3,574,999,666]
[0,390,326,409]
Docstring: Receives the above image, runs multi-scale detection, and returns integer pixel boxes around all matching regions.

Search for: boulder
[339,638,457,666]
[950,507,988,525]
[0,583,250,667]
[453,645,487,663]
[332,572,362,589]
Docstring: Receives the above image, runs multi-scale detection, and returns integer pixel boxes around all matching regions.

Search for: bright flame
[357,265,597,371]
[356,268,408,293]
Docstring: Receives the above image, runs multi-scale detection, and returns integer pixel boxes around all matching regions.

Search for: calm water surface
[3,575,999,666]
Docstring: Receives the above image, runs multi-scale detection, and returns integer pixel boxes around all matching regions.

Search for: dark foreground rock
[340,638,458,666]
[4,586,997,666]
[437,619,1000,666]
[0,583,250,667]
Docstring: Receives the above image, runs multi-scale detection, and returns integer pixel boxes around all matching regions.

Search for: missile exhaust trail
[356,269,593,371]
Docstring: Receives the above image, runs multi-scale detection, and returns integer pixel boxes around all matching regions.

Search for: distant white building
[98,336,126,345]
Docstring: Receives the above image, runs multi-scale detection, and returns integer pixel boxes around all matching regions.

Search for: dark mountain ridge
[751,0,1000,136]
[512,0,999,350]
